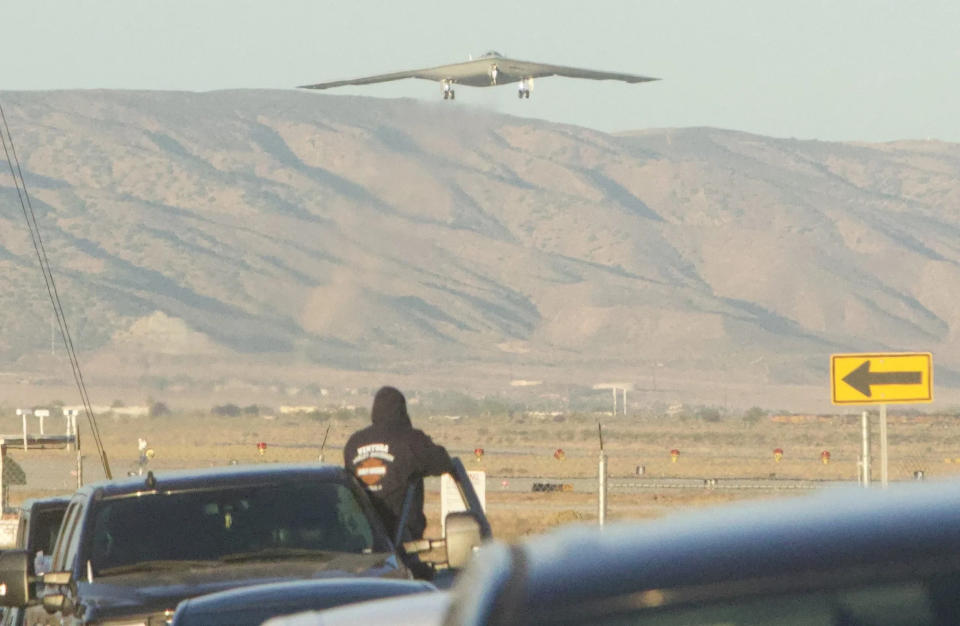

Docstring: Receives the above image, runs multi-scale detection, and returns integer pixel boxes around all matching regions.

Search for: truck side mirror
[42,593,65,614]
[40,571,71,613]
[444,511,482,569]
[0,549,31,607]
[41,571,71,586]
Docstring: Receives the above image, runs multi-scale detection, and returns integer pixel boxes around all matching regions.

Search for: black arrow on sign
[842,360,922,397]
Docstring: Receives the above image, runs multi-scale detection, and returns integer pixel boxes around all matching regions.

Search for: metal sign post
[861,410,871,488]
[592,383,633,417]
[0,441,5,512]
[597,424,607,526]
[879,404,888,488]
[17,409,27,451]
[833,353,933,488]
[598,452,607,525]
[63,409,78,451]
[35,409,49,436]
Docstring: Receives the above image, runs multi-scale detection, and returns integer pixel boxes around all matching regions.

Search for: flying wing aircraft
[298,51,659,100]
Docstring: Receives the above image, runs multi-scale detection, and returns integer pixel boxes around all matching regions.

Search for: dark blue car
[445,481,960,625]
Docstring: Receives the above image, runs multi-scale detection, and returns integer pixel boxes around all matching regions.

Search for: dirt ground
[4,409,959,542]
[422,489,764,542]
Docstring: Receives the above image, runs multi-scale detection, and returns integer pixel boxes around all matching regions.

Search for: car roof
[78,463,352,498]
[451,480,960,623]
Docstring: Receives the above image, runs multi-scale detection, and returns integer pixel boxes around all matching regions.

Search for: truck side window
[59,503,85,576]
[52,503,83,573]
[49,504,77,572]
[29,508,67,556]
[335,486,375,550]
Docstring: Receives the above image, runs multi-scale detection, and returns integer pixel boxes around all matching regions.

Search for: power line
[0,100,111,479]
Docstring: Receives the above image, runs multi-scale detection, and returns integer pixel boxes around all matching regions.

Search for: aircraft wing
[298,59,500,89]
[494,58,659,85]
[298,68,438,90]
[298,56,658,90]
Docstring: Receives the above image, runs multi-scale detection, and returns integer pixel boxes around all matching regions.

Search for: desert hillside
[1,90,958,410]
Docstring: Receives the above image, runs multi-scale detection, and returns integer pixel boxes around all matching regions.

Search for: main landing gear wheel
[517,78,532,100]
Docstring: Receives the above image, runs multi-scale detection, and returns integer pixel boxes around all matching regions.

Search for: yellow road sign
[831,352,933,405]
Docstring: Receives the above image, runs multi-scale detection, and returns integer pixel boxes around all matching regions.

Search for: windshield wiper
[219,547,339,563]
[96,559,220,576]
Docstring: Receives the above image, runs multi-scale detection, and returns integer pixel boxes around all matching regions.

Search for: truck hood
[76,552,406,621]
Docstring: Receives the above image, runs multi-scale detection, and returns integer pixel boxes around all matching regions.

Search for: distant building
[63,405,149,418]
[279,406,320,415]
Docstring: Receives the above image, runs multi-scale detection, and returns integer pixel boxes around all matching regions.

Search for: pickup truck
[0,462,488,625]
[439,481,960,625]
[267,480,960,626]
[0,496,69,626]
[171,577,436,626]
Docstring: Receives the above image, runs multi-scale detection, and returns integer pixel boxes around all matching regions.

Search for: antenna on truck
[318,423,331,463]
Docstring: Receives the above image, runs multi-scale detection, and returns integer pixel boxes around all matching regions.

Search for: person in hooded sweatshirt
[344,386,454,542]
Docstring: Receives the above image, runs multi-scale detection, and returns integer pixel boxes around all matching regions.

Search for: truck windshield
[88,481,386,575]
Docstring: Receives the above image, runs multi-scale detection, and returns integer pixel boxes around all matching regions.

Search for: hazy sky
[1,0,958,142]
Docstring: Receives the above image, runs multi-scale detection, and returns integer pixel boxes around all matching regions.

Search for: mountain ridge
[1,89,958,409]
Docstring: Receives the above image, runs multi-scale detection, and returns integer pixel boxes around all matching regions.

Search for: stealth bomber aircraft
[298,51,659,100]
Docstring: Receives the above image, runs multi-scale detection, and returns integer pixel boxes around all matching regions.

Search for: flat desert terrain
[4,408,955,541]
